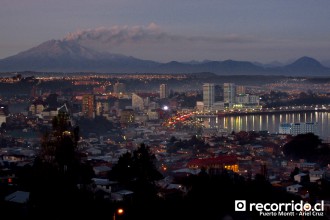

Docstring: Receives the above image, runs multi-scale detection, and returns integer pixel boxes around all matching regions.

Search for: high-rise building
[279,122,319,136]
[236,85,246,95]
[29,99,46,115]
[132,93,145,111]
[120,109,135,124]
[96,101,103,116]
[0,104,8,126]
[235,94,260,105]
[203,83,215,110]
[113,82,126,94]
[82,94,95,118]
[214,84,223,102]
[0,104,9,115]
[248,95,260,105]
[0,114,6,126]
[160,84,168,99]
[224,83,236,104]
[95,101,111,116]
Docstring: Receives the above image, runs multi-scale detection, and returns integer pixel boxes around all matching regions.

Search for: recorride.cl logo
[235,200,325,217]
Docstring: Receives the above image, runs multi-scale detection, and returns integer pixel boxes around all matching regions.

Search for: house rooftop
[5,191,30,204]
[187,155,237,167]
[92,178,118,186]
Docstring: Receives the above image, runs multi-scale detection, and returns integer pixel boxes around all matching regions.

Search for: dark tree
[290,167,300,181]
[111,151,134,184]
[132,144,163,182]
[110,143,163,204]
[29,112,94,219]
[111,144,163,184]
[1,122,6,130]
[283,133,323,161]
[169,136,177,143]
[45,93,59,108]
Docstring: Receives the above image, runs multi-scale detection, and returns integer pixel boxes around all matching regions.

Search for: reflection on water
[217,112,330,141]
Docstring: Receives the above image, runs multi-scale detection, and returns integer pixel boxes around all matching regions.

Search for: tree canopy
[29,112,94,219]
[110,143,163,203]
[283,133,329,163]
[111,143,163,184]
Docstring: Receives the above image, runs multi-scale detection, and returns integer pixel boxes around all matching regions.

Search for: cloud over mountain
[62,23,257,56]
[64,23,163,46]
[65,23,254,43]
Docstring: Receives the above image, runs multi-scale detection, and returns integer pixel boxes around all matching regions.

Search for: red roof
[187,155,237,167]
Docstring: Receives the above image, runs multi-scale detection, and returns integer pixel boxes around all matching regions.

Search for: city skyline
[1,1,330,64]
[1,1,330,216]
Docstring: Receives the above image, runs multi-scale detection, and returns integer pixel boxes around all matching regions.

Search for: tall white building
[203,83,215,110]
[279,123,292,134]
[248,95,260,104]
[0,112,6,126]
[132,93,145,111]
[160,84,168,99]
[224,83,236,104]
[132,93,150,111]
[279,122,319,136]
[236,94,260,105]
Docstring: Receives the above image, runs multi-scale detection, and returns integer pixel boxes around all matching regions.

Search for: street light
[113,208,124,220]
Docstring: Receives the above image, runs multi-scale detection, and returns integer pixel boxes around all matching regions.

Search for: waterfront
[211,112,330,142]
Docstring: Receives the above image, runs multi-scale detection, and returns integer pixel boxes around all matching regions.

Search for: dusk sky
[1,0,330,63]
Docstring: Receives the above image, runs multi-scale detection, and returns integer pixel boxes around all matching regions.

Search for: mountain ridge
[0,39,329,76]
